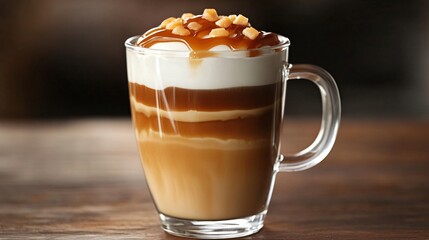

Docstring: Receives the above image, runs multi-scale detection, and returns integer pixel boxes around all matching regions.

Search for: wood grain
[0,119,428,239]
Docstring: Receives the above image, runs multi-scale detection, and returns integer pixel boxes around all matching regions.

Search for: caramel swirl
[136,13,280,51]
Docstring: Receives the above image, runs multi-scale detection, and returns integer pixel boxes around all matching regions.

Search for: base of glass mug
[159,210,267,239]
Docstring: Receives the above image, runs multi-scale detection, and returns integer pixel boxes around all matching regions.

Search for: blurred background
[0,0,428,119]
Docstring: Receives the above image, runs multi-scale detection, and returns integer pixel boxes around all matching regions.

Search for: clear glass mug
[125,35,340,239]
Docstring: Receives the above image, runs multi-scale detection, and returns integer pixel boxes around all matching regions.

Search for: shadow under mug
[125,35,341,239]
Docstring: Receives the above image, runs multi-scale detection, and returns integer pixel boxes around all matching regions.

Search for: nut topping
[172,25,191,36]
[209,28,230,38]
[242,27,260,40]
[215,17,233,28]
[165,18,183,30]
[228,14,237,22]
[187,22,203,31]
[233,14,249,26]
[181,13,195,20]
[202,8,219,22]
[160,17,175,28]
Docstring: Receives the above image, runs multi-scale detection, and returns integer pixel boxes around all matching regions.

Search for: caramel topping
[136,9,281,52]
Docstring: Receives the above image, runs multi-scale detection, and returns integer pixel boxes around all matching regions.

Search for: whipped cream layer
[126,44,285,90]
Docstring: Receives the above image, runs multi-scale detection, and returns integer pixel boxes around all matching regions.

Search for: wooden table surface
[0,119,428,239]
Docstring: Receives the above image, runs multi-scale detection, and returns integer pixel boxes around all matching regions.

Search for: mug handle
[278,64,341,172]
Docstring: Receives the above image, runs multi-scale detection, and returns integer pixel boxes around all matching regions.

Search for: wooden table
[0,119,428,239]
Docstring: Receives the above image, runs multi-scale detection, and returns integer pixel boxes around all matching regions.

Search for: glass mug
[125,35,340,239]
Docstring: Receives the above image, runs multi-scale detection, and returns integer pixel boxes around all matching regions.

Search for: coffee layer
[137,131,276,220]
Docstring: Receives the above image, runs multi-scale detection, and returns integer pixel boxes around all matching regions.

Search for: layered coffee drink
[127,9,287,220]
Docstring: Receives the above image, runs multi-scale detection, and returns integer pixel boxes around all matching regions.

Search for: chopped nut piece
[172,26,191,36]
[242,27,260,40]
[187,22,202,31]
[209,28,229,38]
[215,17,232,28]
[181,13,195,20]
[165,18,182,30]
[202,8,219,22]
[160,17,176,28]
[228,14,237,22]
[233,14,249,26]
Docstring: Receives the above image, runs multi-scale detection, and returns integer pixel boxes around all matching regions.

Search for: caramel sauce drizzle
[136,16,280,52]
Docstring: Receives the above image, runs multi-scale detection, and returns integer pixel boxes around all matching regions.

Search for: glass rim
[124,34,290,57]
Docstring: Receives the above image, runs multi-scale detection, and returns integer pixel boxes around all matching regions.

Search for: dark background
[0,0,428,119]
